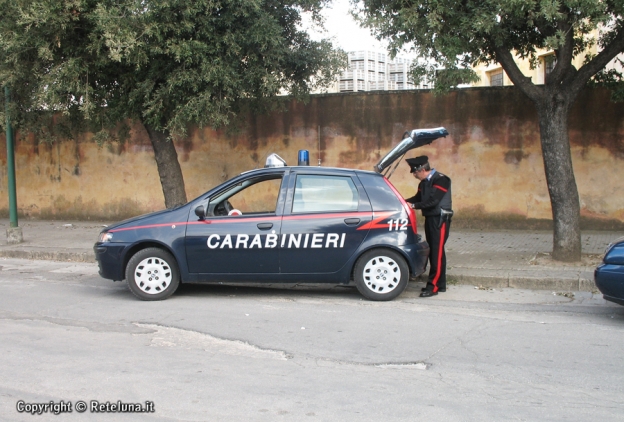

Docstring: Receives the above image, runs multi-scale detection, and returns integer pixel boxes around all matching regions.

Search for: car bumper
[402,241,429,277]
[594,264,624,306]
[94,242,128,281]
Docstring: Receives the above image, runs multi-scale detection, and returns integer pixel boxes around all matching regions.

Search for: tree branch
[495,47,542,101]
[569,26,624,94]
[547,21,574,86]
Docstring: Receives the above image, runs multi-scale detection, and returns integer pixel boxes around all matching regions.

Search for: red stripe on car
[109,211,375,232]
[356,211,395,230]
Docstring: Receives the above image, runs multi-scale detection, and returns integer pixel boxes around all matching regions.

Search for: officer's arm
[405,189,421,204]
[412,178,450,210]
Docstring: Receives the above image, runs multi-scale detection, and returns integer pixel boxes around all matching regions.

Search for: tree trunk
[535,96,581,262]
[144,124,188,209]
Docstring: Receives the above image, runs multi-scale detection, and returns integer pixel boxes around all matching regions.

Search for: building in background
[317,51,432,93]
[471,28,624,87]
[471,49,582,87]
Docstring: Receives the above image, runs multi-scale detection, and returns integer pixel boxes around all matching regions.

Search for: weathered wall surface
[1,87,623,227]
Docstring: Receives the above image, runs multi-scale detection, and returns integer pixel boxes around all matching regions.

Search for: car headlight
[99,232,113,243]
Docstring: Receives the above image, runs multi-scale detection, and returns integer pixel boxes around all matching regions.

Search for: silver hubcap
[362,255,401,293]
[134,257,172,295]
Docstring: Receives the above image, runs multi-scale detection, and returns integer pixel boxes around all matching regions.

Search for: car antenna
[384,152,406,180]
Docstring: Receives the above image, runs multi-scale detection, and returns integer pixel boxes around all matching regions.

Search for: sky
[305,0,389,53]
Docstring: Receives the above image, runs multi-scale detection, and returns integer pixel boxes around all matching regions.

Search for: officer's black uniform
[405,156,452,297]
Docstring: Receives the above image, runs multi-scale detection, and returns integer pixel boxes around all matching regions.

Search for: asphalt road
[1,258,623,421]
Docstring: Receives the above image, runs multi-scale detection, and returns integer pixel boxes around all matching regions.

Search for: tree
[0,0,345,208]
[355,0,624,261]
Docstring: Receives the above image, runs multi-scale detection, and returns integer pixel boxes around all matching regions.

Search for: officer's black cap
[406,156,428,173]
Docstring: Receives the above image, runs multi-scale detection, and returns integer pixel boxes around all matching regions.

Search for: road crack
[134,323,293,360]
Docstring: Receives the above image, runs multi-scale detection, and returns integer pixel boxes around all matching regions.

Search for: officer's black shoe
[421,287,446,292]
[419,290,438,298]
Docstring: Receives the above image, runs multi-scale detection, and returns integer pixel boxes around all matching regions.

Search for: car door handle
[257,223,273,230]
[344,218,360,226]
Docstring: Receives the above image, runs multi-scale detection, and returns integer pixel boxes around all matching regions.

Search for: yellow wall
[1,88,623,228]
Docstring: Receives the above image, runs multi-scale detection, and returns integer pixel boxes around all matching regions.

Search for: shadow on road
[172,282,362,300]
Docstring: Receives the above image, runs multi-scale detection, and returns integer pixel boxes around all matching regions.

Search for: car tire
[125,247,180,301]
[354,248,409,301]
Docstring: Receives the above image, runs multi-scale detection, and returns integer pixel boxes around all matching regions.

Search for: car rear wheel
[126,248,180,301]
[354,248,409,301]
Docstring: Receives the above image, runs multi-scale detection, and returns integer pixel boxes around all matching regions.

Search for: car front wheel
[354,248,409,301]
[125,247,180,301]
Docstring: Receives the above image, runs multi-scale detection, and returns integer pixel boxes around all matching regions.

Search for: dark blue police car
[595,237,624,306]
[95,128,449,301]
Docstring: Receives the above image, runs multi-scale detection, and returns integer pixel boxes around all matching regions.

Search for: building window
[544,54,557,80]
[488,68,503,86]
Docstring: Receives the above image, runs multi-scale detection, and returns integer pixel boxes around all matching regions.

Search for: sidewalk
[0,219,621,292]
[445,229,619,292]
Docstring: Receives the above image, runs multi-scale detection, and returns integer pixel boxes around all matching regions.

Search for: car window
[356,173,403,211]
[210,176,283,216]
[292,175,359,213]
[227,177,282,214]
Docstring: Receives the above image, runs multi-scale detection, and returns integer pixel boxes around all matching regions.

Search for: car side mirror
[195,205,206,220]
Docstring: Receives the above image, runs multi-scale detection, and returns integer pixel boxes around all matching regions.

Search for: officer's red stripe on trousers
[431,221,446,293]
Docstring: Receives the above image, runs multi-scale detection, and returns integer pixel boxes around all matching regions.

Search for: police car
[95,128,449,301]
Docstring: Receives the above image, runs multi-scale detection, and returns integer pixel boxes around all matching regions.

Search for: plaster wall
[1,87,623,227]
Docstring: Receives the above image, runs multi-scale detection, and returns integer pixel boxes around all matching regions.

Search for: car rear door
[279,170,372,274]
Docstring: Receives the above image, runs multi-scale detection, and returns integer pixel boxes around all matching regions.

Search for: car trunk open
[374,127,449,176]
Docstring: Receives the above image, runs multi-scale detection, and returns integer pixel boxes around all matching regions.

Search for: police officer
[405,156,453,298]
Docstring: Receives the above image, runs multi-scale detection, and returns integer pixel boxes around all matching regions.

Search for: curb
[446,273,596,292]
[0,250,95,263]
